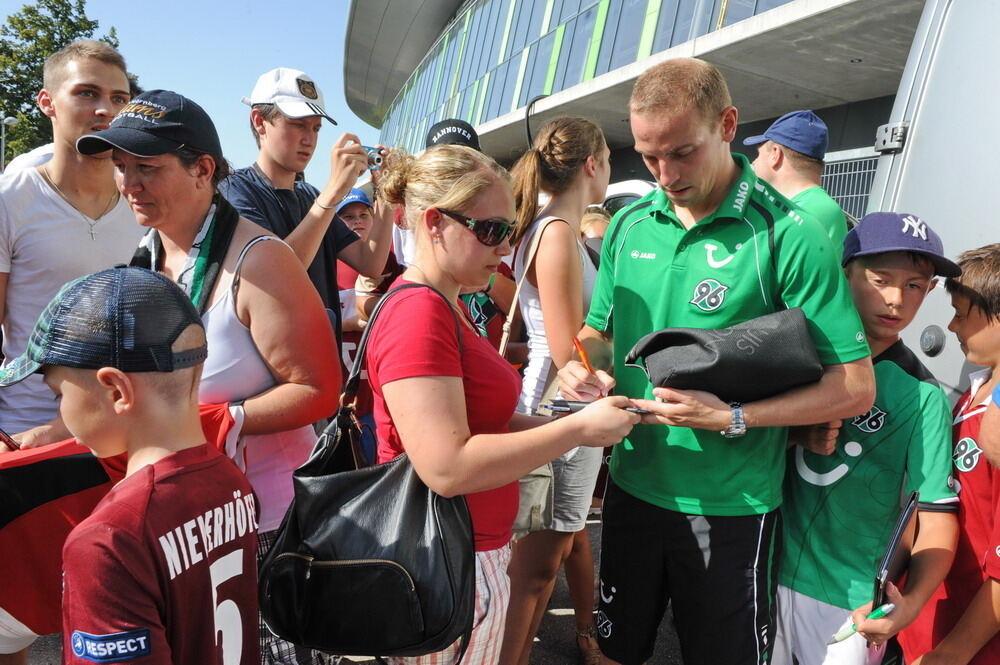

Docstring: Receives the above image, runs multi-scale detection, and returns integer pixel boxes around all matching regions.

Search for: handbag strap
[345,283,473,665]
[499,216,566,356]
[317,282,464,471]
[342,281,464,403]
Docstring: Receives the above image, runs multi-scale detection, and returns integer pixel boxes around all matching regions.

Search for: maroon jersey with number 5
[62,444,259,665]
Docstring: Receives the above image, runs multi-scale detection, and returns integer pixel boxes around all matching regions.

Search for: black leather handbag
[259,283,476,661]
[624,307,823,403]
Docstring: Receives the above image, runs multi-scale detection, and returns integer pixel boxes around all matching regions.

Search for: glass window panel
[723,0,757,25]
[458,7,483,89]
[406,72,422,131]
[510,0,546,59]
[502,0,525,61]
[671,0,696,46]
[607,0,647,71]
[521,30,555,106]
[552,16,577,91]
[469,2,492,79]
[501,52,522,115]
[557,6,597,90]
[652,0,678,54]
[559,0,582,22]
[414,66,431,127]
[756,0,792,13]
[433,33,459,109]
[485,0,510,70]
[485,60,511,121]
[452,87,467,121]
[518,46,539,108]
[594,0,624,76]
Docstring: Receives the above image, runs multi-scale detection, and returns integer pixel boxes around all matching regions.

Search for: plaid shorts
[257,530,341,665]
[386,546,512,665]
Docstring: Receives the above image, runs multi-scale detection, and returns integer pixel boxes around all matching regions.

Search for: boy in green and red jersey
[775,212,961,665]
[900,244,1000,665]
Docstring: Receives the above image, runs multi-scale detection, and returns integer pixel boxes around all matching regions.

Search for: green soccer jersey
[791,186,848,248]
[779,340,957,610]
[586,153,869,516]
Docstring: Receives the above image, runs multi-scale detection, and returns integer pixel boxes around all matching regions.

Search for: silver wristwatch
[720,402,746,438]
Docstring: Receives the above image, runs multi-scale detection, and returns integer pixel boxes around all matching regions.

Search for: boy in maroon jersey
[0,266,259,665]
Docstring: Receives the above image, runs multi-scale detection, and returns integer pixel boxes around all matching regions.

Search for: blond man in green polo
[559,58,875,665]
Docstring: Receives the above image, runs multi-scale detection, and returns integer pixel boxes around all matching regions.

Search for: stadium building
[345,0,927,219]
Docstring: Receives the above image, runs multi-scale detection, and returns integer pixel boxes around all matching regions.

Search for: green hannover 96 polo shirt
[586,153,870,516]
[780,340,957,610]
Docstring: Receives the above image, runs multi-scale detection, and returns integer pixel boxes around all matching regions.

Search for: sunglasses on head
[437,208,515,247]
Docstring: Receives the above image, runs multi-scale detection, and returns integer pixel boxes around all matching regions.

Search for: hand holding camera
[326,133,368,200]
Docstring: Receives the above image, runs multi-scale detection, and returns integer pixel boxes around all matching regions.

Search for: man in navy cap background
[744,109,849,246]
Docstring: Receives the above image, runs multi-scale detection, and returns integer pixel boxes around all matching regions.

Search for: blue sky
[71,0,381,183]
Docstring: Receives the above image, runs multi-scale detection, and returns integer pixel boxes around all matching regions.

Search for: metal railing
[821,155,880,223]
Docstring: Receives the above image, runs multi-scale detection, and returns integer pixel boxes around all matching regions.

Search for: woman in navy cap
[78,89,341,665]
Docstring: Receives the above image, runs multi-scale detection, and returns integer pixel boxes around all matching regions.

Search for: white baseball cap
[242,67,336,125]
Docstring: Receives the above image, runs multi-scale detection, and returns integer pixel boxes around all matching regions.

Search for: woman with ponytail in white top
[501,117,611,665]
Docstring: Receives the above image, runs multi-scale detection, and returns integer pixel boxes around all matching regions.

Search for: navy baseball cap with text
[425,119,481,151]
[77,90,223,158]
[743,110,829,160]
[842,212,961,278]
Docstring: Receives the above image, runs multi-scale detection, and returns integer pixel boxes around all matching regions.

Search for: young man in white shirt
[0,40,144,451]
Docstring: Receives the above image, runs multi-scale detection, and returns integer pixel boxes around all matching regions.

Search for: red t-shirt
[900,383,1000,664]
[62,444,259,665]
[337,254,404,415]
[368,279,521,551]
[0,403,235,636]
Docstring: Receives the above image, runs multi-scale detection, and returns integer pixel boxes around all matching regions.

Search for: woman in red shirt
[366,144,639,665]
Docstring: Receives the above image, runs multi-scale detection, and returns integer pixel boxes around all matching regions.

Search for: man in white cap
[219,67,392,335]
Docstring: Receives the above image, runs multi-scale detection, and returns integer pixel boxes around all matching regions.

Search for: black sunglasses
[437,208,515,247]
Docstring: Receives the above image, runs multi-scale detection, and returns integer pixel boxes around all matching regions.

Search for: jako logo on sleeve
[71,629,151,663]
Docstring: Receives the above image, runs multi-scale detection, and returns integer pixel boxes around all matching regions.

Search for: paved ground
[29,519,682,664]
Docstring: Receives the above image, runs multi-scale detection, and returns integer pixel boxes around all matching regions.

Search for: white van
[868,0,995,396]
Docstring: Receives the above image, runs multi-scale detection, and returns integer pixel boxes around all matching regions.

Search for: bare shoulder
[536,218,579,258]
[225,217,292,276]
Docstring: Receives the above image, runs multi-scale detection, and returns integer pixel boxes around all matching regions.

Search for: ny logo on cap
[901,215,928,240]
[297,78,318,100]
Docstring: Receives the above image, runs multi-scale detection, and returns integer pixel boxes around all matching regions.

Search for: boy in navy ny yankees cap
[775,212,961,665]
[0,266,260,665]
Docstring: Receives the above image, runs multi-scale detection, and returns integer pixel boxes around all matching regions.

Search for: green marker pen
[827,603,895,645]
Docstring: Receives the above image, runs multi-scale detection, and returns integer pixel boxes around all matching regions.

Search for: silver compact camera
[363,145,382,170]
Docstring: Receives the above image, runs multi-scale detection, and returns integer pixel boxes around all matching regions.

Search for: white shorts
[0,606,38,654]
[387,546,511,665]
[550,446,603,533]
[772,585,885,665]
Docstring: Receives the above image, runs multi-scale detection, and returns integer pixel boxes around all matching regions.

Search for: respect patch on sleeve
[70,628,152,662]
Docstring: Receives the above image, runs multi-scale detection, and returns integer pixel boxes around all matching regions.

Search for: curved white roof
[344,0,464,128]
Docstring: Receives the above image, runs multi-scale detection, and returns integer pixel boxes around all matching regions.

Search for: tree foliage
[0,0,118,165]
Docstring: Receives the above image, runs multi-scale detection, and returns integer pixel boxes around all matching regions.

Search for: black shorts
[596,480,781,665]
